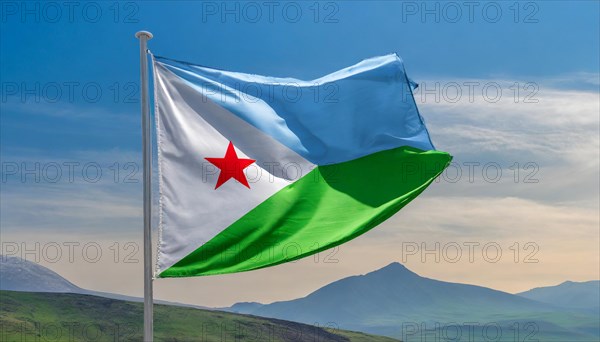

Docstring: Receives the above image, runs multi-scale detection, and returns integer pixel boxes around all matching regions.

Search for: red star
[205,141,256,189]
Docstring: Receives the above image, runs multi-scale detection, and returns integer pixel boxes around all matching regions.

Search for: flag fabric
[152,54,452,278]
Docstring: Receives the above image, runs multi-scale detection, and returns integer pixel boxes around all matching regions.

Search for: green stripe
[159,146,452,278]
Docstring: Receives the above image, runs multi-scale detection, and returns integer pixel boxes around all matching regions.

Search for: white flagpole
[135,30,154,342]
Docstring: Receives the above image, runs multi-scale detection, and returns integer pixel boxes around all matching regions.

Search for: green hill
[0,290,399,342]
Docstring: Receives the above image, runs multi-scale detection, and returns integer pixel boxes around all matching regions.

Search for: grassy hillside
[0,290,399,342]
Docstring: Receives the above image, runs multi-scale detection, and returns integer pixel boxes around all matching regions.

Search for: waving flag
[153,54,452,277]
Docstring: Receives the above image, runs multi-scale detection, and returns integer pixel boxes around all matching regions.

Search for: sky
[1,1,599,307]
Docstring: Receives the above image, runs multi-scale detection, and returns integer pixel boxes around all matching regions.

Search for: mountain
[226,262,600,341]
[3,256,599,341]
[227,301,265,313]
[0,255,210,309]
[0,255,81,292]
[517,280,600,311]
[0,290,399,342]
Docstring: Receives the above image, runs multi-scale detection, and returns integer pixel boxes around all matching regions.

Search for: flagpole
[135,30,154,342]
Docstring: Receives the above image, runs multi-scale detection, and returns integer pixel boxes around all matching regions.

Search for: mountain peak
[369,262,419,277]
[382,261,407,270]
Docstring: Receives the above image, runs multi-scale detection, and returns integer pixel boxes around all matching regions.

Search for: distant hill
[517,280,600,311]
[0,255,81,292]
[226,262,600,341]
[0,290,399,342]
[227,301,265,313]
[0,255,208,309]
[3,256,599,341]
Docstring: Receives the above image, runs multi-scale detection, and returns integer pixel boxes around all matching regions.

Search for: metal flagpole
[135,30,154,342]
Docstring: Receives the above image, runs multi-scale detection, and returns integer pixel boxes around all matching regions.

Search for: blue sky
[2,1,598,153]
[1,1,599,306]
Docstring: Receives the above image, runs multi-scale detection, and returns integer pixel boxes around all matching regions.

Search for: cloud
[1,93,138,122]
[412,78,599,204]
[354,194,600,294]
[418,80,599,157]
[1,77,598,306]
[0,148,142,234]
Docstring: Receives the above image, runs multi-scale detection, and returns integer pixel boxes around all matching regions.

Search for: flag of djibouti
[152,54,452,278]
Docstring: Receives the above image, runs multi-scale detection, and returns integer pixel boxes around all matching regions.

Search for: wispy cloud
[2,99,138,122]
[413,78,599,205]
[1,77,598,306]
[1,148,142,234]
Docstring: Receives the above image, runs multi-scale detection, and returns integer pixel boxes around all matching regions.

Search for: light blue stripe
[154,54,435,165]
